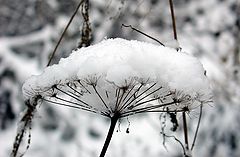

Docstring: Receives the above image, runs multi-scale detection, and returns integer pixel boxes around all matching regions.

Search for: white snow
[22,38,211,114]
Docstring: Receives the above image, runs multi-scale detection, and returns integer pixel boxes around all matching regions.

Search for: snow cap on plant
[22,38,211,118]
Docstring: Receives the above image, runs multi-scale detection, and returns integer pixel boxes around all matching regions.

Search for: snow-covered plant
[13,38,211,157]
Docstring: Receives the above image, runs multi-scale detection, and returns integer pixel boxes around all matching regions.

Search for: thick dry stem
[99,113,119,157]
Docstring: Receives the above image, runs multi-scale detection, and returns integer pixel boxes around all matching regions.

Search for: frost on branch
[22,38,211,117]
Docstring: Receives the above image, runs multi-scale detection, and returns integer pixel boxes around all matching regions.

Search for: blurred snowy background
[0,0,239,157]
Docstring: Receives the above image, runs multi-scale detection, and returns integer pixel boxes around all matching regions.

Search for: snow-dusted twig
[11,97,40,157]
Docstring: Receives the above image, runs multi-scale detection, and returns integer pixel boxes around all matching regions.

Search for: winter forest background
[0,0,240,157]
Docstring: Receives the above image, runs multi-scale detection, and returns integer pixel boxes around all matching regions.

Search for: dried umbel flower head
[23,38,211,113]
[16,38,211,157]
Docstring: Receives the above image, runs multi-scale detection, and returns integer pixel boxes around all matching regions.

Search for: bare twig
[121,24,165,46]
[191,104,203,150]
[47,0,85,66]
[168,0,178,40]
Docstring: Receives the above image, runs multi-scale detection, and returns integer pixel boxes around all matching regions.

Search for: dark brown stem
[182,111,190,157]
[168,0,178,40]
[99,113,119,157]
[47,0,84,66]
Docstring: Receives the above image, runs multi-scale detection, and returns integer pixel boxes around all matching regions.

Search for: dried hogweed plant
[11,0,212,157]
[12,38,212,157]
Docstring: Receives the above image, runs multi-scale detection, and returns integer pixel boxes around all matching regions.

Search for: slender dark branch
[145,109,185,113]
[120,83,157,111]
[168,0,178,40]
[121,100,176,117]
[47,0,84,66]
[43,98,94,112]
[182,111,190,156]
[92,86,112,113]
[77,80,91,94]
[67,90,83,99]
[54,86,92,107]
[105,91,109,99]
[133,83,157,103]
[119,84,143,112]
[191,104,203,151]
[54,95,92,109]
[42,98,108,117]
[115,88,121,109]
[67,84,83,96]
[116,89,126,111]
[99,113,119,157]
[121,24,165,46]
[132,97,162,108]
[134,86,163,107]
[119,85,136,109]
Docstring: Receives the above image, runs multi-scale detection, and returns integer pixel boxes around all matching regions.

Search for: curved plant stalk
[121,24,165,46]
[47,0,85,66]
[191,104,203,151]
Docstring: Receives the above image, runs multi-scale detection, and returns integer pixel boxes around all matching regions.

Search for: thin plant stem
[160,132,187,156]
[99,113,120,157]
[191,104,203,151]
[47,0,84,66]
[121,24,165,46]
[182,111,190,157]
[168,0,178,40]
[92,86,112,113]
